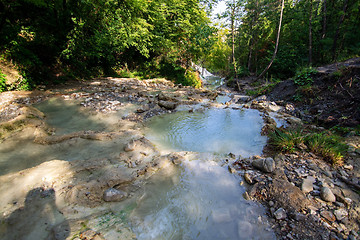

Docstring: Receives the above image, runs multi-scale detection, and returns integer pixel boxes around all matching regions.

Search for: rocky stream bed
[0,76,359,240]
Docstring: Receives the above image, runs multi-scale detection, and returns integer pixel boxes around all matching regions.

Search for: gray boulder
[158,100,177,110]
[320,187,336,202]
[252,158,275,173]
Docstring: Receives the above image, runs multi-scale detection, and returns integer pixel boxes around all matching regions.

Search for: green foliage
[292,93,302,102]
[269,128,305,153]
[305,133,347,165]
[0,70,7,92]
[330,125,360,136]
[157,60,202,88]
[204,29,231,75]
[9,75,33,91]
[184,70,202,88]
[331,70,343,79]
[293,68,317,86]
[0,0,214,86]
[270,128,348,165]
[217,0,360,80]
[246,81,279,96]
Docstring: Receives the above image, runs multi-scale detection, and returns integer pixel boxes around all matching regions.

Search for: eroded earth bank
[0,75,359,240]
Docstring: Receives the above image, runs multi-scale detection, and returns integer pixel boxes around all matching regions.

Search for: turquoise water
[145,108,267,157]
[130,158,275,240]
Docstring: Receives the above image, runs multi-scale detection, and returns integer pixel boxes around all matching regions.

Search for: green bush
[0,70,8,92]
[246,82,279,96]
[269,128,305,153]
[305,132,347,165]
[184,70,202,89]
[293,67,317,86]
[158,60,202,88]
[270,128,347,165]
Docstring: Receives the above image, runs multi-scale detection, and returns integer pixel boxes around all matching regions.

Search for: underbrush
[0,69,7,92]
[246,78,281,96]
[269,128,348,165]
[113,60,202,88]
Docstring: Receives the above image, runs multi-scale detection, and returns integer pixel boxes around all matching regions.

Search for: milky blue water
[145,108,267,157]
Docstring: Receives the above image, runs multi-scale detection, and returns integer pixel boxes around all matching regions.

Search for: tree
[257,0,285,79]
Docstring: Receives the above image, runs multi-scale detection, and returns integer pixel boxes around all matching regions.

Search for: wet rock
[234,95,251,103]
[320,210,336,222]
[334,209,348,221]
[320,187,336,202]
[103,188,128,202]
[243,191,251,200]
[244,172,253,185]
[251,157,275,173]
[274,208,287,220]
[124,140,136,152]
[228,165,236,174]
[136,104,150,113]
[169,153,184,165]
[158,100,177,110]
[268,102,282,112]
[302,176,316,193]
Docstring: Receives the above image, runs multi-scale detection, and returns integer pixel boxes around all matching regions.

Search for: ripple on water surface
[145,108,267,157]
[130,158,276,240]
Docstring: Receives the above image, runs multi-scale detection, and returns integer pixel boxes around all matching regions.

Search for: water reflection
[145,108,267,157]
[130,159,275,240]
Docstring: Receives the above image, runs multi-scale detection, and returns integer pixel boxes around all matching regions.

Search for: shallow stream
[145,108,267,157]
[130,157,275,240]
[0,79,277,239]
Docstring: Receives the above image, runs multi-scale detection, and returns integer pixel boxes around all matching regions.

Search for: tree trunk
[332,0,349,61]
[247,41,253,72]
[257,0,285,80]
[248,0,259,74]
[231,0,237,78]
[309,0,313,66]
[321,0,327,39]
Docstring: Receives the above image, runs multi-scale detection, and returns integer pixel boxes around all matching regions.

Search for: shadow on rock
[0,187,69,240]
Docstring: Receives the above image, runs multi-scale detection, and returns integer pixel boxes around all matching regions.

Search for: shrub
[305,132,347,165]
[270,128,348,165]
[184,70,202,89]
[9,75,32,91]
[246,82,279,96]
[293,67,317,86]
[269,128,305,153]
[0,70,7,92]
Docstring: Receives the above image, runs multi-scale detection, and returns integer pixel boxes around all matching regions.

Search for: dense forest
[0,0,359,90]
[209,0,360,79]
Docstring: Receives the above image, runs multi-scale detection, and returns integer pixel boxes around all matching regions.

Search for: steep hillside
[269,58,360,128]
